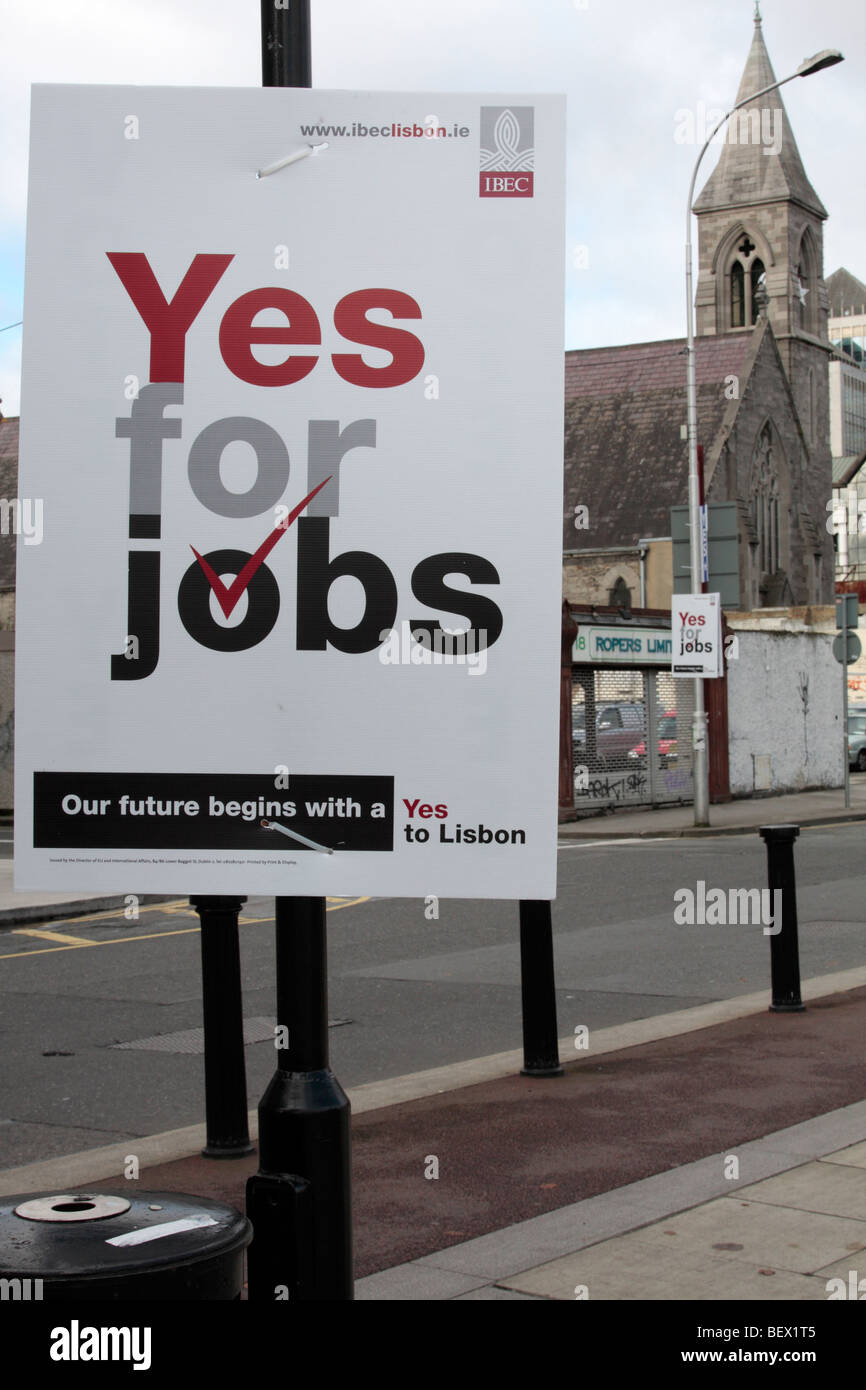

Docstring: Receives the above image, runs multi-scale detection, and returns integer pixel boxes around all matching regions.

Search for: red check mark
[190,476,331,619]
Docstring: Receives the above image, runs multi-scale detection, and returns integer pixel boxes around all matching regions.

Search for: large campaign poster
[15,86,565,898]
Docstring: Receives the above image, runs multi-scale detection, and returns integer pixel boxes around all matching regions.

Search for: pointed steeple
[694,15,827,218]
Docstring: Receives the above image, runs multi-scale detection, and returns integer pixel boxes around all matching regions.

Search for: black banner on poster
[33,773,393,852]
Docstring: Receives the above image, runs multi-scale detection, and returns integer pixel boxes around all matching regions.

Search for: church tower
[692,4,833,602]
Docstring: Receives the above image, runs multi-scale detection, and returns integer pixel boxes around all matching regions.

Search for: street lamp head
[797,49,844,77]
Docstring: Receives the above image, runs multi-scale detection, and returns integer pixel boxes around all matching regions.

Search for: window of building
[731,261,745,328]
[842,372,866,456]
[728,239,765,329]
[795,233,816,334]
[609,576,631,608]
[829,321,866,365]
[750,423,780,577]
[843,477,866,584]
[750,259,766,323]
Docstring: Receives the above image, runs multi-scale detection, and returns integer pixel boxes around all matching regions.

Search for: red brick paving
[136,988,866,1278]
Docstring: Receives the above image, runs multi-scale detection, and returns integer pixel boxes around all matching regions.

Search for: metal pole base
[247,1068,352,1301]
[192,895,254,1158]
[202,1139,255,1160]
[759,824,804,1013]
[518,900,564,1077]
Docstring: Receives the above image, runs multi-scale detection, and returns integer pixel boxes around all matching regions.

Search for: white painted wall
[726,623,843,795]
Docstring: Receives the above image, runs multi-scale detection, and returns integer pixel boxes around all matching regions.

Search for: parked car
[848,713,866,771]
[573,701,646,769]
[628,712,679,767]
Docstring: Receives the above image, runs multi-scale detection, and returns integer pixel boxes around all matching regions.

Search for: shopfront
[570,614,695,812]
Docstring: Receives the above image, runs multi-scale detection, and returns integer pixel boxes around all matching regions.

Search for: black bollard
[758,825,805,1013]
[191,896,255,1157]
[246,895,353,1301]
[519,900,564,1076]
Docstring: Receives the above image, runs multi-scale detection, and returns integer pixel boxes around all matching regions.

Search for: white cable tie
[261,818,334,854]
[256,142,328,179]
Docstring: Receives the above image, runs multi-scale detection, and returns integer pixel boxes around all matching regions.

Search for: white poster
[15,86,565,898]
[671,594,723,678]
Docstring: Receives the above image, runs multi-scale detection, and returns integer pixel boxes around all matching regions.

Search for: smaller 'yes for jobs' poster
[671,594,723,678]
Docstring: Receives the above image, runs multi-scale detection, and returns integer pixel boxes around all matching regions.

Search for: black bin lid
[0,1189,251,1280]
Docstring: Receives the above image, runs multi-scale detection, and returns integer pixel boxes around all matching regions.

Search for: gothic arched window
[609,576,631,609]
[750,423,780,577]
[795,233,815,333]
[731,261,745,328]
[750,259,766,323]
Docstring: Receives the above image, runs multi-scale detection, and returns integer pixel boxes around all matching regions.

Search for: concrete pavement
[560,780,866,838]
[0,860,172,927]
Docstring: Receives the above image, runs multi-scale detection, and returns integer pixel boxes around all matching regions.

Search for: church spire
[693,16,827,218]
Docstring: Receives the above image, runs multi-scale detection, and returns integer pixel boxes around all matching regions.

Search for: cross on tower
[738,236,756,258]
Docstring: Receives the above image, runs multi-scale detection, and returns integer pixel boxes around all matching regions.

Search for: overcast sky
[1,0,863,416]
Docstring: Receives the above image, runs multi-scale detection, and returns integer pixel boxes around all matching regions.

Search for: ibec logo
[108,253,504,680]
[479,107,535,198]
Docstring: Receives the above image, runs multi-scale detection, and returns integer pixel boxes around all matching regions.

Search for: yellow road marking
[40,898,190,928]
[0,926,201,960]
[0,895,369,961]
[238,897,369,922]
[12,927,95,946]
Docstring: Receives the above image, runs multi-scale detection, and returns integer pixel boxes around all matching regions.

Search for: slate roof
[827,268,866,319]
[563,334,754,549]
[0,417,19,590]
[693,14,827,219]
[832,453,866,487]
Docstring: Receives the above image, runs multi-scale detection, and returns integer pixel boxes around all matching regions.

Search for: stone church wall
[707,329,827,607]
